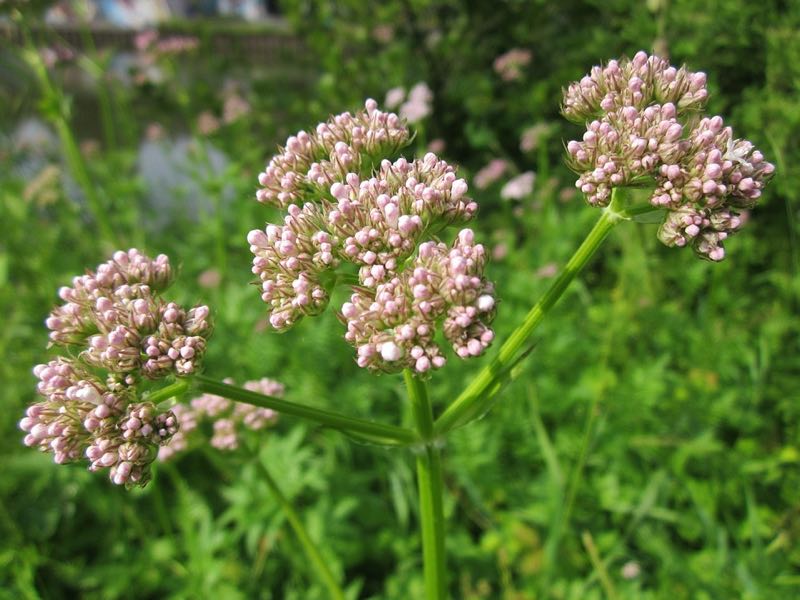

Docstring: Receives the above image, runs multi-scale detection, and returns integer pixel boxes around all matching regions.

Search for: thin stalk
[16,18,117,248]
[194,374,418,446]
[434,189,648,435]
[77,23,117,150]
[404,370,447,600]
[256,460,346,600]
[541,373,604,591]
[147,379,190,404]
[581,531,619,600]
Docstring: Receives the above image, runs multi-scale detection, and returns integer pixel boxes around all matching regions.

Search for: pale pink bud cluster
[223,93,251,124]
[341,229,495,374]
[566,103,685,206]
[21,251,212,487]
[399,83,433,124]
[249,151,477,330]
[21,358,179,487]
[256,100,410,208]
[40,45,76,68]
[47,249,172,345]
[251,102,496,372]
[563,52,774,260]
[656,206,745,261]
[520,123,552,153]
[248,204,337,330]
[135,30,199,56]
[562,51,708,122]
[47,251,211,376]
[500,171,536,200]
[158,378,283,460]
[651,116,774,260]
[652,117,775,210]
[331,154,477,287]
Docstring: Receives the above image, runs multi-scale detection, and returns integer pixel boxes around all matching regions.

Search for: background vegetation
[1,1,798,598]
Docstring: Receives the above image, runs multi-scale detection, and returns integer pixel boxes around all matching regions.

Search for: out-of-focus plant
[18,47,777,599]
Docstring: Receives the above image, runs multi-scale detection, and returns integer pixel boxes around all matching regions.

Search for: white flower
[385,86,406,109]
[500,171,536,199]
[400,83,433,123]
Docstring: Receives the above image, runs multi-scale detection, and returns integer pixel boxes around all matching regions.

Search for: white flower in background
[500,171,536,199]
[385,86,406,110]
[474,159,509,190]
[400,83,433,123]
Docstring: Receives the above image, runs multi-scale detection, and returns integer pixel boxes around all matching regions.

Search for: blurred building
[44,0,282,28]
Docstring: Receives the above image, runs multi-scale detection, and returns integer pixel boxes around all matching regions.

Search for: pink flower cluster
[399,83,433,124]
[330,155,477,286]
[158,378,282,460]
[256,100,410,208]
[250,101,496,373]
[20,250,212,487]
[500,171,536,200]
[249,151,477,330]
[342,229,495,374]
[494,48,532,82]
[651,117,774,259]
[46,249,210,375]
[562,51,708,123]
[563,51,774,260]
[40,45,77,68]
[566,103,685,206]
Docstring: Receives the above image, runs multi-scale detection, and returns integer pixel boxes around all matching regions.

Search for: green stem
[194,374,418,446]
[256,461,346,600]
[77,23,116,150]
[147,380,190,404]
[434,189,646,435]
[16,17,117,248]
[581,530,619,600]
[543,380,602,581]
[405,370,447,599]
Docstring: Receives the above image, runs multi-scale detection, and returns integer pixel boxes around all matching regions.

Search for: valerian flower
[249,100,497,374]
[20,250,212,487]
[563,51,774,260]
[342,229,495,374]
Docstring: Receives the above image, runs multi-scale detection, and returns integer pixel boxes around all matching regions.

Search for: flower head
[473,159,509,190]
[562,51,708,123]
[566,103,684,206]
[385,86,406,110]
[256,100,410,209]
[22,250,212,487]
[399,83,433,124]
[341,229,496,375]
[250,101,497,373]
[563,51,774,260]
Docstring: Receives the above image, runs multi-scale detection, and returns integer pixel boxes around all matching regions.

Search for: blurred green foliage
[1,0,799,598]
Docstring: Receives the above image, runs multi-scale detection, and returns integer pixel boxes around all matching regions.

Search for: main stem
[405,370,447,599]
[435,189,639,435]
[256,461,346,600]
[17,16,117,248]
